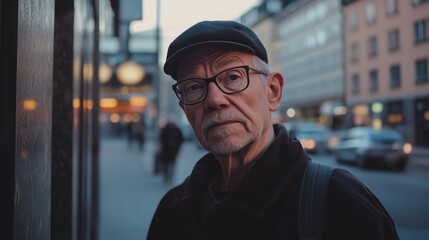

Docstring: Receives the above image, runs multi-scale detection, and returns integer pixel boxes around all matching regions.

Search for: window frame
[416,59,428,84]
[369,69,379,93]
[368,36,378,58]
[390,65,401,89]
[414,19,428,43]
[352,74,360,95]
[388,29,400,51]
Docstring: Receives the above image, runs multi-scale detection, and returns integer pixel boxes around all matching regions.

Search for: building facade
[342,0,429,146]
[274,0,345,128]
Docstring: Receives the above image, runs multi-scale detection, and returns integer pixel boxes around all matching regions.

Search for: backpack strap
[298,161,334,240]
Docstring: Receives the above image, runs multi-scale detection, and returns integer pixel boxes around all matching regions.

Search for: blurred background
[1,0,428,239]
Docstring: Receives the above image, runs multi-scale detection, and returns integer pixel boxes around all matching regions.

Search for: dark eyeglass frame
[172,65,267,105]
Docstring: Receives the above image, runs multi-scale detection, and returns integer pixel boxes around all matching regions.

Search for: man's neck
[215,128,275,191]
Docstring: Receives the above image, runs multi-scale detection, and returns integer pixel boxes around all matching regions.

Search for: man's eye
[227,74,241,81]
[185,82,203,93]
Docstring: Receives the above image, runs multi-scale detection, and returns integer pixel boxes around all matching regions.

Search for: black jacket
[147,124,399,240]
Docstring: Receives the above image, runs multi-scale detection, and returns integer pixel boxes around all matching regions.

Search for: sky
[130,0,261,59]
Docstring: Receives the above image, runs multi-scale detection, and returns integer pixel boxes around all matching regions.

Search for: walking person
[159,121,184,183]
[148,20,399,240]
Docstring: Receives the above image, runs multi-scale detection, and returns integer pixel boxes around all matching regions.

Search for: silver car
[284,122,333,155]
[333,127,412,171]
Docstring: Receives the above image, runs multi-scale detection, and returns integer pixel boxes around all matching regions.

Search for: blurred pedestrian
[148,20,399,240]
[159,121,183,183]
[127,118,146,151]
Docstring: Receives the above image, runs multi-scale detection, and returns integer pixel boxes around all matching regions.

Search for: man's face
[176,48,282,156]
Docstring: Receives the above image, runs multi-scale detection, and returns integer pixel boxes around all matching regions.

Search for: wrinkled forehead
[176,46,254,80]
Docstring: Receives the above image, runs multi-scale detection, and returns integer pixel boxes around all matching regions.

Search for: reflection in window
[365,2,377,24]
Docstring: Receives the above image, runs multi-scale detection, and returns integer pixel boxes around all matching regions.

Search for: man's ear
[267,72,284,111]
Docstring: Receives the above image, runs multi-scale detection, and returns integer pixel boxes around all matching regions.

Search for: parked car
[283,122,333,154]
[332,127,412,171]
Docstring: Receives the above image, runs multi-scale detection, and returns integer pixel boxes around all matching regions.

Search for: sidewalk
[98,136,205,240]
[98,137,170,240]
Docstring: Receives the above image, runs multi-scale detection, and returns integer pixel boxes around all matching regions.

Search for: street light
[116,60,145,85]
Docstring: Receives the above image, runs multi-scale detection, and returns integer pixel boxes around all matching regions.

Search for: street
[98,137,429,240]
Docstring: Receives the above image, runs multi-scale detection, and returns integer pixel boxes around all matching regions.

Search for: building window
[365,2,377,24]
[386,0,398,15]
[350,42,359,63]
[390,65,401,88]
[368,36,377,57]
[352,74,360,94]
[386,101,403,125]
[416,59,428,83]
[369,70,378,92]
[388,29,400,51]
[414,19,428,43]
[349,11,358,31]
[412,0,428,6]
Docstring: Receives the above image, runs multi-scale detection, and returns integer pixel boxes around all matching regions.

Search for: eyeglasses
[172,65,267,105]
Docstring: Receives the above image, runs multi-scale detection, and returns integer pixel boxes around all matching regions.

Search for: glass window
[388,29,400,50]
[390,65,401,88]
[350,42,359,63]
[416,59,428,83]
[414,19,428,43]
[352,74,360,94]
[386,0,398,15]
[349,11,358,30]
[412,0,428,5]
[365,2,377,24]
[368,36,377,57]
[369,70,378,92]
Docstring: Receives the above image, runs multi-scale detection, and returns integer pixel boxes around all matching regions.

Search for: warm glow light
[129,96,148,107]
[334,106,347,115]
[424,111,429,121]
[388,114,402,123]
[372,118,382,129]
[110,113,120,123]
[301,139,316,150]
[99,63,112,83]
[403,143,413,154]
[73,99,80,109]
[100,98,118,108]
[116,61,145,85]
[85,100,94,110]
[23,99,37,111]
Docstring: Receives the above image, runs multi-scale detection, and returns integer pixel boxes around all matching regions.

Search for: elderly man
[148,20,398,240]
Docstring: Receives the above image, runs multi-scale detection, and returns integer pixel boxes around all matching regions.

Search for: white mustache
[201,112,244,133]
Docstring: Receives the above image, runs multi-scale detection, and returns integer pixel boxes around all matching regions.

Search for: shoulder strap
[298,161,334,240]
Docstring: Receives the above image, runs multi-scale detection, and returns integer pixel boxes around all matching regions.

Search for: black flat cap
[164,20,268,80]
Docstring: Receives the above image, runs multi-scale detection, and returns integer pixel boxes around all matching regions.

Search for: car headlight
[301,139,316,150]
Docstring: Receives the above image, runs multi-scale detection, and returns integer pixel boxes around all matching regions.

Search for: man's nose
[204,82,229,109]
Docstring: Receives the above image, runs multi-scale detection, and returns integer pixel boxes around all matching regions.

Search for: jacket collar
[171,124,310,218]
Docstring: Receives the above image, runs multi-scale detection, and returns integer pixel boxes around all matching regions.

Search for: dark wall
[52,1,75,239]
[0,1,19,239]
